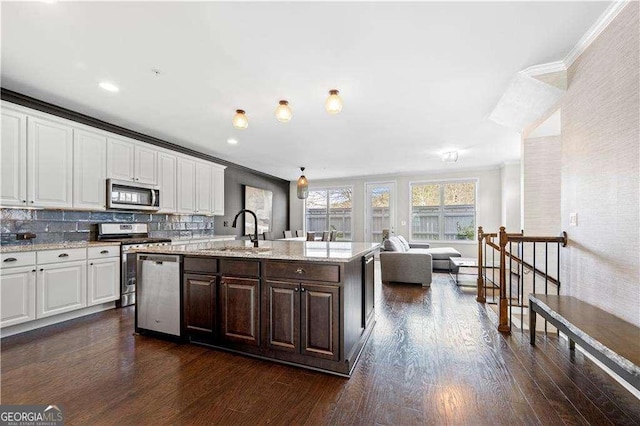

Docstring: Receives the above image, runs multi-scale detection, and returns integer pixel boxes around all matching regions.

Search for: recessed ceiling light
[227,138,238,145]
[99,82,119,93]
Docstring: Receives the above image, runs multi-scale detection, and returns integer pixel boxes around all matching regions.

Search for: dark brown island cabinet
[181,252,376,376]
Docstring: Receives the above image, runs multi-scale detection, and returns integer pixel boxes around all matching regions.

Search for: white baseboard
[0,302,116,338]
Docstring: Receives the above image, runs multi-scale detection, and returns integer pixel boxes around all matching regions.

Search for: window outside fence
[410,181,476,242]
[305,187,353,241]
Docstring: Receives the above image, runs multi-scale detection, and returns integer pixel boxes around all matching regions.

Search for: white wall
[500,162,522,233]
[289,167,504,257]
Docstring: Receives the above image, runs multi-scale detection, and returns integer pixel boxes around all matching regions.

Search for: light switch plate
[569,213,578,226]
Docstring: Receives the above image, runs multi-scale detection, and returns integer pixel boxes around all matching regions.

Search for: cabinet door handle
[365,257,373,264]
[22,200,26,203]
[32,269,36,273]
[294,287,299,292]
[100,250,109,254]
[58,253,69,258]
[301,287,306,292]
[3,258,17,263]
[295,268,305,275]
[39,268,44,272]
[90,263,94,266]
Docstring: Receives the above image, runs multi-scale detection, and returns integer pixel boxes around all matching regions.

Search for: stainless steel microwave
[107,179,160,211]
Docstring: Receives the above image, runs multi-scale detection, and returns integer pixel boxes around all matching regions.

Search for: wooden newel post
[498,226,510,333]
[476,226,485,303]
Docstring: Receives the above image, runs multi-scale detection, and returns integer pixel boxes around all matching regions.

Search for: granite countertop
[131,240,380,263]
[171,235,236,243]
[0,241,119,253]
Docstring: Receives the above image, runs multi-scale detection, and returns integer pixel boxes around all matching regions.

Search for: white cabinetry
[177,157,214,215]
[37,260,87,319]
[27,116,74,208]
[107,137,157,185]
[157,152,178,213]
[0,109,27,207]
[212,166,225,215]
[87,245,119,306]
[0,251,37,328]
[195,162,213,215]
[73,129,107,210]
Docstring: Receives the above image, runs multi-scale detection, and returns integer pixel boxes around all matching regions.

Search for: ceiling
[1,1,609,181]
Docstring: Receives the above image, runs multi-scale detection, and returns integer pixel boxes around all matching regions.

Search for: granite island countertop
[0,241,120,253]
[131,240,380,263]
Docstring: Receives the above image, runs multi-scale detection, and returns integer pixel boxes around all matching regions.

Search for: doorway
[364,182,396,243]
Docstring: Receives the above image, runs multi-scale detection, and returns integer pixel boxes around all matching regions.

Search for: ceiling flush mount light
[232,109,248,130]
[325,89,343,114]
[275,100,292,123]
[442,151,459,163]
[297,167,309,199]
[227,138,238,145]
[99,81,119,93]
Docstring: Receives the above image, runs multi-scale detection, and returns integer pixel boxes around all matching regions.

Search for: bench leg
[529,302,536,345]
[569,338,575,351]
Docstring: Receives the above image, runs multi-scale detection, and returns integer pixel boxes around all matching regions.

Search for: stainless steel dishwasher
[136,254,182,337]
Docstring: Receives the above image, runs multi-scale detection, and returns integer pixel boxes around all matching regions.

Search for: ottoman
[425,247,462,271]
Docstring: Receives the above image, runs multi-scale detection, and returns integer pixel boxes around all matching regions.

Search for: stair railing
[477,226,568,333]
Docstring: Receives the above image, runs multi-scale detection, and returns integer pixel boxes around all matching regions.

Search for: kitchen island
[134,240,379,376]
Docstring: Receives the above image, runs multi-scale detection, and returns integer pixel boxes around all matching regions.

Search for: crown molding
[521,1,630,77]
[521,61,566,77]
[563,0,630,68]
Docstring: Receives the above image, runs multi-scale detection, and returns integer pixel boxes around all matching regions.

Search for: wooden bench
[529,294,640,391]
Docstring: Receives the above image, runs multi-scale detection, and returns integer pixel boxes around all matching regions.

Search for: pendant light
[275,100,292,123]
[442,151,459,163]
[232,109,248,129]
[297,167,309,199]
[325,89,343,114]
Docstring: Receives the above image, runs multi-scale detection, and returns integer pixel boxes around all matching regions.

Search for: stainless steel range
[97,223,171,307]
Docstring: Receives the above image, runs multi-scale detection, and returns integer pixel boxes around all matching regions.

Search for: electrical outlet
[569,213,578,226]
[223,221,229,227]
[401,221,406,226]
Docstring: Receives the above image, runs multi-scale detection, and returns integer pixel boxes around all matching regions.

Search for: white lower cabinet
[87,257,119,306]
[36,260,87,319]
[0,266,37,327]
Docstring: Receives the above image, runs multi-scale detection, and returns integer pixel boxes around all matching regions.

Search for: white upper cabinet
[27,116,74,208]
[212,165,225,215]
[0,109,27,207]
[106,137,135,181]
[177,156,196,214]
[195,161,213,215]
[73,129,107,210]
[135,144,157,185]
[107,137,157,185]
[157,152,177,213]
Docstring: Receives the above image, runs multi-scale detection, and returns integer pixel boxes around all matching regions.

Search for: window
[305,187,353,241]
[410,180,476,241]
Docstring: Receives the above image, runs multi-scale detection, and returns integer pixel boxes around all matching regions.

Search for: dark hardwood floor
[1,267,639,425]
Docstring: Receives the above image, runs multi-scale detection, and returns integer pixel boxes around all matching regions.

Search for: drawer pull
[58,253,69,258]
[295,268,305,275]
[100,250,110,254]
[3,258,17,263]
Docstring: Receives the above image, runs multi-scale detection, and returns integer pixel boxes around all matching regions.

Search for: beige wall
[290,167,504,258]
[561,3,639,325]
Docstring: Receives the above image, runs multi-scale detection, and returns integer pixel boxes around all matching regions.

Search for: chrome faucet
[232,209,259,248]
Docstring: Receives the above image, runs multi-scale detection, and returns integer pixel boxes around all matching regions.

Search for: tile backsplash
[0,209,216,246]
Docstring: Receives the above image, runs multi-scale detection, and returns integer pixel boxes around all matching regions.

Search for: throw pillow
[383,238,396,251]
[389,237,405,252]
[397,235,411,251]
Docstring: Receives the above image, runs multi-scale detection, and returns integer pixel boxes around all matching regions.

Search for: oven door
[107,179,160,211]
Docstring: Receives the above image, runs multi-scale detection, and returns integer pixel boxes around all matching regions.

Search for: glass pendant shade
[325,89,343,114]
[297,167,308,199]
[275,100,292,122]
[442,151,459,163]
[232,109,248,129]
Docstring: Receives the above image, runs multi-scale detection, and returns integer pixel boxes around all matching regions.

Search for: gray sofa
[379,236,463,286]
